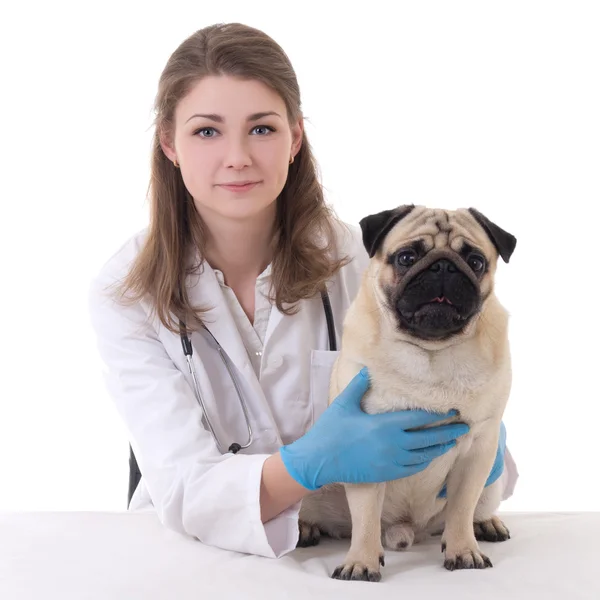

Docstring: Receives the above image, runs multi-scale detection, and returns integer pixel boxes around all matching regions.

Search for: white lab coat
[88,221,518,559]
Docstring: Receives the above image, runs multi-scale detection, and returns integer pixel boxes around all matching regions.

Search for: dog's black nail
[368,570,382,582]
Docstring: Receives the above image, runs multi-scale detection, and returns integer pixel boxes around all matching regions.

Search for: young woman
[89,22,516,558]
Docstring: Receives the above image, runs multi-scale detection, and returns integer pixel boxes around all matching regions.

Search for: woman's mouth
[217,181,261,193]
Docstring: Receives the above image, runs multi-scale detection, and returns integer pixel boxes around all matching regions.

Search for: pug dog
[298,204,517,582]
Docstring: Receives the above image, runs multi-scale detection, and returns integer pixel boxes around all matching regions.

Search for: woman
[89,22,516,558]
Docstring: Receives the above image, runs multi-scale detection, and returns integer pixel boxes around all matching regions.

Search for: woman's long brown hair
[116,23,349,334]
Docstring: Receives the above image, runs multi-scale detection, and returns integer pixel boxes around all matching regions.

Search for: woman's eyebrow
[185,111,282,124]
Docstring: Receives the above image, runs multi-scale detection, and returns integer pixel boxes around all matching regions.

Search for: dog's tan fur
[299,205,515,580]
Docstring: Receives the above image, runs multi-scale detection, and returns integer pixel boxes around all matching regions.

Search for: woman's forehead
[176,75,288,124]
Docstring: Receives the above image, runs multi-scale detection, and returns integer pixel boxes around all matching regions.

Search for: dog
[298,204,517,581]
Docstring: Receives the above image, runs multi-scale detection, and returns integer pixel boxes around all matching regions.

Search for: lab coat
[88,221,518,559]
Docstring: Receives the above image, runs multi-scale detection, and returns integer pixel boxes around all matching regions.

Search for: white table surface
[1,510,599,599]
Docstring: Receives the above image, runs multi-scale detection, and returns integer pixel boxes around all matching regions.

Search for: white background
[1,1,598,512]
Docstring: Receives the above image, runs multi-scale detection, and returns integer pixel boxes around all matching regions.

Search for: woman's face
[162,75,303,224]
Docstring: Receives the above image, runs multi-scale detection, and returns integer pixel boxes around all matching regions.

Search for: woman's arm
[88,244,304,559]
[260,452,310,523]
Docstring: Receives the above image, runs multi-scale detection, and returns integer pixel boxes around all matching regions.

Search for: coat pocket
[309,349,340,426]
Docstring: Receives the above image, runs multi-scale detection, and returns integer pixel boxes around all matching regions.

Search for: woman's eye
[194,127,218,138]
[468,255,485,272]
[396,251,417,267]
[251,125,275,135]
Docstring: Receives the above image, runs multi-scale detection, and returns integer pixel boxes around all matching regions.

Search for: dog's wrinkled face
[360,205,516,343]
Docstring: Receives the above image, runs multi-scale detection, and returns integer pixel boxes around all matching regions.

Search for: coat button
[269,355,283,369]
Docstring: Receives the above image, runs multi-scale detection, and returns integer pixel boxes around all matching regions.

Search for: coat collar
[184,260,253,375]
[186,257,290,355]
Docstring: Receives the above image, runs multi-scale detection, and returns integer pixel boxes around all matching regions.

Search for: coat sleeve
[87,251,300,558]
[501,445,519,501]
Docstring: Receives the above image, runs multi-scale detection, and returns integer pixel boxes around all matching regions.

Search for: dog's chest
[363,344,492,416]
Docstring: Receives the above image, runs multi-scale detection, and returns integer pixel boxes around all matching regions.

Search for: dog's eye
[468,254,485,272]
[396,250,417,267]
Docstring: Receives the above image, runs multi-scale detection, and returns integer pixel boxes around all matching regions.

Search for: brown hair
[116,22,349,334]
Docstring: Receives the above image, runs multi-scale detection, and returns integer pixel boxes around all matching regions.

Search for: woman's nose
[223,139,252,169]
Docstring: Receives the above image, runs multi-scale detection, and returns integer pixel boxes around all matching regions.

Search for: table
[1,511,598,599]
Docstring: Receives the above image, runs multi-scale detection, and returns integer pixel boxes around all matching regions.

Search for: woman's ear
[159,128,177,163]
[290,117,304,158]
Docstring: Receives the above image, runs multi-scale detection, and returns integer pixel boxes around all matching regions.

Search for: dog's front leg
[331,482,386,582]
[441,423,500,570]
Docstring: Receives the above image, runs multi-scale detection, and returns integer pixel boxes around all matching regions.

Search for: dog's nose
[428,259,458,273]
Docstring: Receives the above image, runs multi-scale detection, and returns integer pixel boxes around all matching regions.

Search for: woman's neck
[202,209,277,286]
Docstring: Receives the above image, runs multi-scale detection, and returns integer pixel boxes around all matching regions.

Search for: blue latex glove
[280,367,470,491]
[437,421,507,498]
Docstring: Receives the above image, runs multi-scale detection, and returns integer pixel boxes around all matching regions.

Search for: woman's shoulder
[331,218,370,274]
[87,228,153,338]
[327,218,371,306]
[91,228,149,288]
[88,229,152,318]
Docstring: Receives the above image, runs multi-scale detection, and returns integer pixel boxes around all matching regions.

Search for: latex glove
[437,421,507,498]
[280,367,470,491]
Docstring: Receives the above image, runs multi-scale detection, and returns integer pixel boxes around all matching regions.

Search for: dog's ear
[359,205,415,258]
[468,208,517,263]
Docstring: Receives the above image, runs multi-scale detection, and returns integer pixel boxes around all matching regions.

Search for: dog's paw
[383,522,415,551]
[331,554,385,582]
[474,515,510,542]
[442,541,493,571]
[296,520,321,548]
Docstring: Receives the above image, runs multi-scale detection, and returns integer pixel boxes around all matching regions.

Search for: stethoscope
[179,290,337,455]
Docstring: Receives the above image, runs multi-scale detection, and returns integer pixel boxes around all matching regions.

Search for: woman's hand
[437,421,507,498]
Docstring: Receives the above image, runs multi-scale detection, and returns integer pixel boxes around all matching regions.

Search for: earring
[289,155,294,164]
[174,159,179,168]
